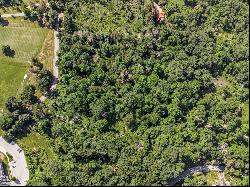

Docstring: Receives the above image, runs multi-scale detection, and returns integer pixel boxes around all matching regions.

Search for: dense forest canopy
[0,0,249,186]
[0,0,22,6]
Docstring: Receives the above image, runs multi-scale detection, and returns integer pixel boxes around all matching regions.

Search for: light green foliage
[0,0,249,186]
[184,173,207,186]
[206,171,219,185]
[18,132,55,160]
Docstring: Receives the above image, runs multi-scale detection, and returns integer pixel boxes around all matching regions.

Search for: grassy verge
[18,131,55,159]
[0,6,22,14]
[0,129,3,136]
[6,152,13,162]
[206,171,219,185]
[17,131,56,184]
[1,152,10,176]
[39,30,54,72]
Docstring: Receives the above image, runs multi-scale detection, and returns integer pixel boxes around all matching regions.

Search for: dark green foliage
[0,0,22,7]
[5,96,23,113]
[183,174,208,186]
[1,98,33,141]
[20,85,38,105]
[26,0,247,185]
[37,69,53,92]
[31,58,43,72]
[2,45,15,57]
[23,0,63,29]
[0,0,249,186]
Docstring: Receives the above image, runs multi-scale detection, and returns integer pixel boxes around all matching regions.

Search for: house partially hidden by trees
[152,2,165,22]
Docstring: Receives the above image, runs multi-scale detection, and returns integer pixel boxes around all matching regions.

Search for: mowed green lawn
[0,18,49,110]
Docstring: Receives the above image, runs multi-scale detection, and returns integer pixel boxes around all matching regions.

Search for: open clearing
[0,17,53,110]
[18,131,56,160]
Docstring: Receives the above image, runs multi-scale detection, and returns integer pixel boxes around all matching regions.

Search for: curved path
[168,165,227,186]
[0,137,29,186]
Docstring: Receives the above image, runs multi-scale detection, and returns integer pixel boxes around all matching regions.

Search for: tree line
[0,0,249,186]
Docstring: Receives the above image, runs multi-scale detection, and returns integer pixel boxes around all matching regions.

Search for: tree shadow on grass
[2,46,15,58]
[5,49,15,58]
[0,19,9,26]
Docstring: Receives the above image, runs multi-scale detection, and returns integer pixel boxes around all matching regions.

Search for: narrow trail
[168,165,228,186]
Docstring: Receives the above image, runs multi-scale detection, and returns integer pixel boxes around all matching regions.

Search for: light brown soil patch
[0,152,6,160]
[212,78,229,88]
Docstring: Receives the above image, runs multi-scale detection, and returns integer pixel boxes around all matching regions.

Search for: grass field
[0,17,52,110]
[18,131,56,159]
[0,7,21,14]
[0,61,27,108]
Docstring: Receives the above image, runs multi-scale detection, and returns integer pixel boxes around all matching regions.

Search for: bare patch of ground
[212,77,229,88]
